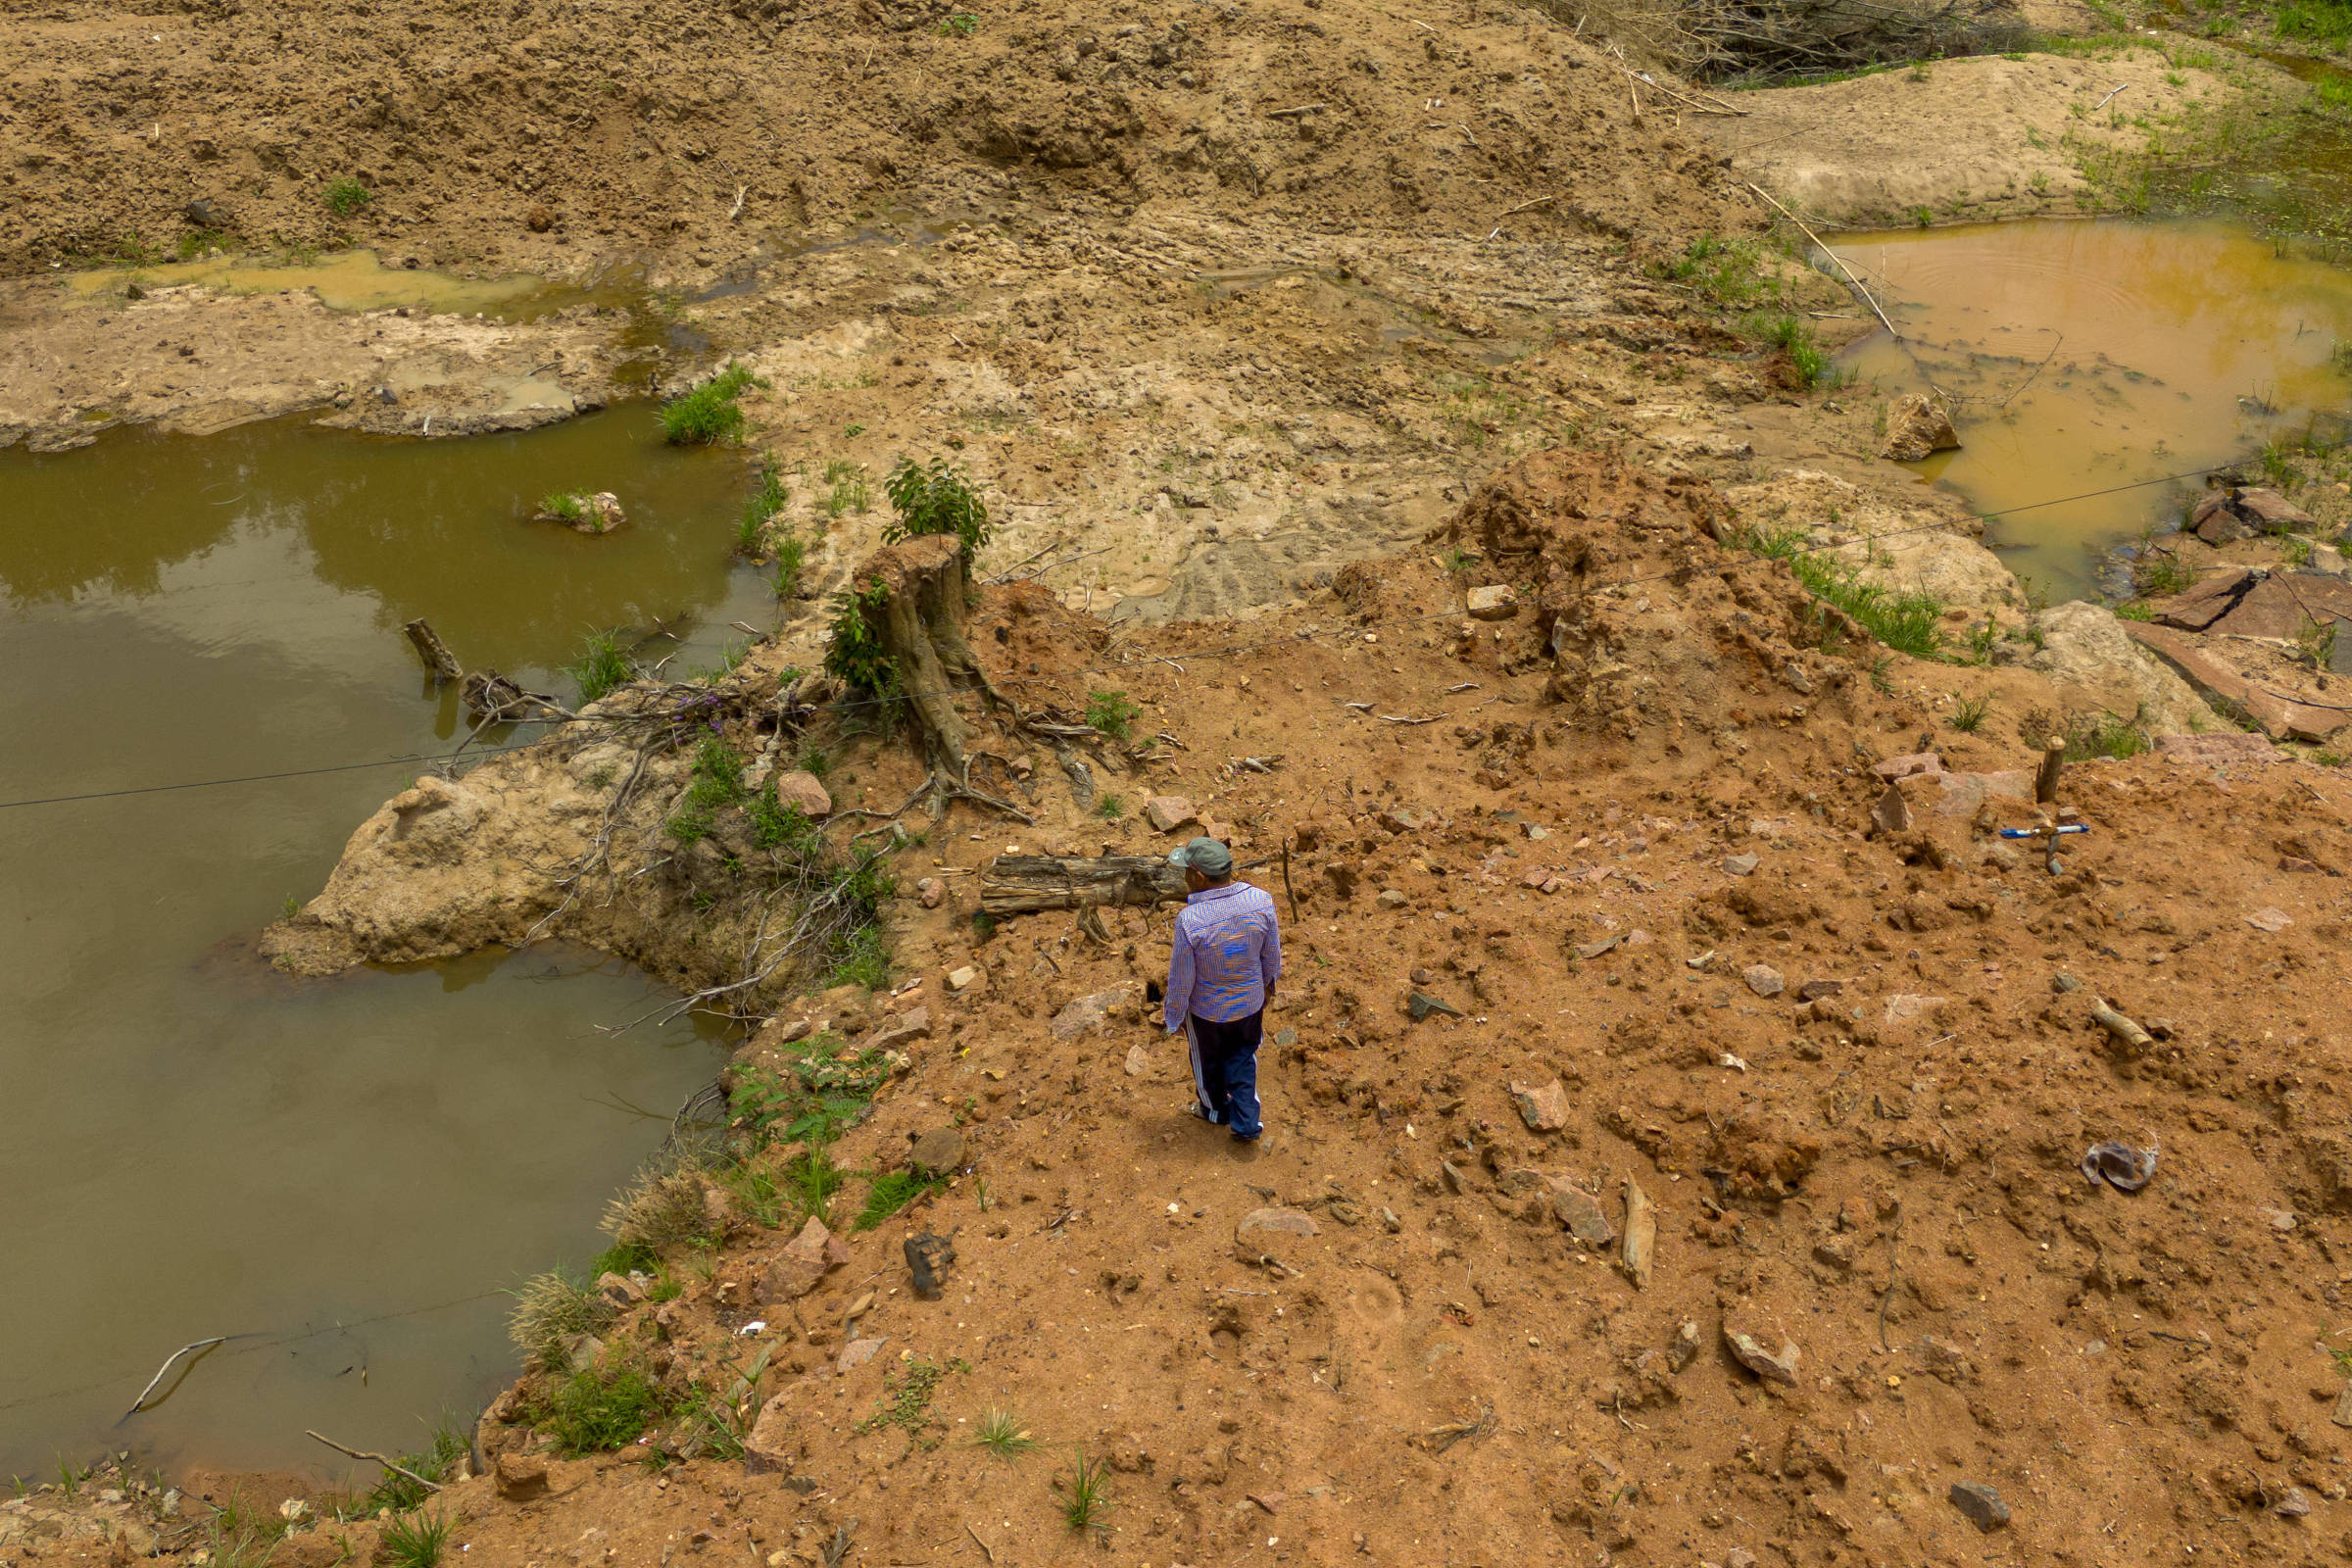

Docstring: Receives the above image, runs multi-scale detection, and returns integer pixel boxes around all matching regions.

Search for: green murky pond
[1833,217,2352,597]
[0,409,773,1475]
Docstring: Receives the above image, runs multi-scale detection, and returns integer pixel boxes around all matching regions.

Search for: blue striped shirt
[1165,881,1282,1029]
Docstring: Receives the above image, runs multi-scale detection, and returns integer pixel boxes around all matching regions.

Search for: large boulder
[2029,601,2219,735]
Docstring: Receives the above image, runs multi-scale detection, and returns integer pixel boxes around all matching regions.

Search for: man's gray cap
[1168,835,1234,877]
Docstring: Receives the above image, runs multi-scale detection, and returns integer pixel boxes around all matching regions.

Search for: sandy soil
[1701,45,2274,226]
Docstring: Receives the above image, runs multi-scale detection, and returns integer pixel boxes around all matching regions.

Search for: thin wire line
[0,463,2228,814]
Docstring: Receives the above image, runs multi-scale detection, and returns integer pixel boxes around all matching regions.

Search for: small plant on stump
[882,458,992,560]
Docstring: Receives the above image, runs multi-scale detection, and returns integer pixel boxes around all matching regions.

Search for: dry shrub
[509,1269,616,1371]
[602,1164,720,1254]
[1552,0,2030,83]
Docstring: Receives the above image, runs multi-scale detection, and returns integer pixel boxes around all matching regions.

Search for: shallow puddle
[0,409,773,1474]
[1832,218,2352,597]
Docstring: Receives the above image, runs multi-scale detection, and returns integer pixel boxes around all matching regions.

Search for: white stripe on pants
[1184,1015,1220,1123]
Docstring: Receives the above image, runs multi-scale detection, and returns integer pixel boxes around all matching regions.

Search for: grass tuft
[1949,693,1992,733]
[378,1511,451,1568]
[508,1268,617,1371]
[1061,1450,1114,1537]
[659,363,762,446]
[530,1357,668,1454]
[323,177,370,218]
[569,629,634,705]
[1739,524,1943,659]
[856,1167,948,1231]
[972,1408,1035,1459]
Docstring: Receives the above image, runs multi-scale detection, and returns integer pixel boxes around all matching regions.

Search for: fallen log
[980,855,1189,915]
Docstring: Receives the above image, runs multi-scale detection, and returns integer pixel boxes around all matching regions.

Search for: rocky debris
[1879,393,1960,462]
[1946,1481,2010,1532]
[2246,906,2293,933]
[534,491,626,534]
[1622,1178,1656,1288]
[838,1336,888,1373]
[2191,484,2315,544]
[760,1216,851,1302]
[1375,887,1409,908]
[905,1232,956,1299]
[1124,1042,1152,1076]
[1869,783,1910,835]
[1722,1317,1800,1385]
[909,1125,965,1174]
[2028,600,2218,737]
[1741,963,1785,998]
[2276,1487,2313,1519]
[1548,1178,1616,1245]
[1722,852,1759,875]
[2147,566,2258,631]
[1796,979,1842,1002]
[1510,1077,1570,1131]
[1465,584,1519,620]
[1236,1206,1321,1260]
[2128,610,2351,742]
[946,965,981,993]
[1873,751,1942,779]
[494,1453,550,1501]
[1146,795,1199,833]
[1666,1319,1701,1373]
[2081,1139,2158,1192]
[917,876,945,907]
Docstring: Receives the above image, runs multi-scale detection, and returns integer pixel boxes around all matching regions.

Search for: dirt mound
[0,0,1742,279]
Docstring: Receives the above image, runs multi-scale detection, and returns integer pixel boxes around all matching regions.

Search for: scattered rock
[2246,906,2293,933]
[1622,1178,1656,1289]
[184,196,227,229]
[1574,935,1623,960]
[1869,783,1910,835]
[1796,979,1843,1002]
[1466,584,1519,620]
[1722,1317,1800,1385]
[905,1232,955,1299]
[1052,987,1134,1039]
[2277,1487,2313,1519]
[946,965,981,993]
[866,1005,932,1054]
[1722,853,1759,876]
[770,769,832,819]
[743,1394,797,1474]
[1947,1481,2010,1532]
[1742,963,1785,998]
[1882,993,1945,1026]
[1124,1042,1151,1076]
[909,1126,965,1174]
[1872,751,1942,780]
[1146,796,1199,833]
[917,876,945,907]
[1666,1319,1701,1373]
[1407,990,1463,1020]
[1377,806,1422,833]
[494,1453,549,1501]
[1880,393,1960,462]
[1511,1077,1571,1131]
[527,204,555,232]
[837,1336,888,1373]
[760,1216,851,1302]
[1235,1206,1320,1259]
[1548,1178,1615,1246]
[1325,861,1361,898]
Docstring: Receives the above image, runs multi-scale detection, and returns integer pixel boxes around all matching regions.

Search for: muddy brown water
[0,408,775,1478]
[1832,218,2352,598]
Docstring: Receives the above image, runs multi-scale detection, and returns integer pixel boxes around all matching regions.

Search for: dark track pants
[1185,1010,1263,1139]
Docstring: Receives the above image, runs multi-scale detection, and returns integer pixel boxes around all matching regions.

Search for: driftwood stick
[305,1430,444,1494]
[2090,999,2153,1052]
[1266,103,1327,118]
[2095,82,2131,111]
[1746,182,1898,339]
[123,1338,228,1416]
[1499,194,1557,217]
[1281,839,1298,922]
[403,618,463,683]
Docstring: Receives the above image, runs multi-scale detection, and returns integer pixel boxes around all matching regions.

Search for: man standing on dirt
[1164,836,1282,1144]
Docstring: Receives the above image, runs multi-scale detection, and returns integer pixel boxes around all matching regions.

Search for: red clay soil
[21,453,2352,1568]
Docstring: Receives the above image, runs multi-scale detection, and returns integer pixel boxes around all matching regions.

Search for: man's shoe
[1184,1102,1223,1126]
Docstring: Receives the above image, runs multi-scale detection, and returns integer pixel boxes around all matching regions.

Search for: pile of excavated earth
[14,1,2352,1567]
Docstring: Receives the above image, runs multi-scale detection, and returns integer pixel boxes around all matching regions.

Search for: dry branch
[980,855,1189,915]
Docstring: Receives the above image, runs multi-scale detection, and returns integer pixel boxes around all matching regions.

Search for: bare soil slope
[212,449,2352,1568]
